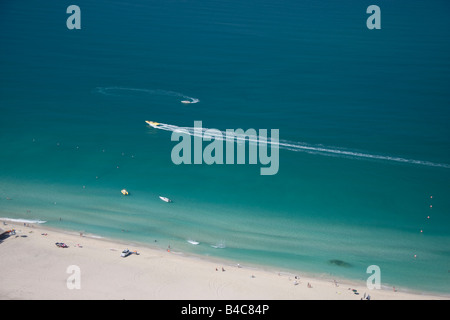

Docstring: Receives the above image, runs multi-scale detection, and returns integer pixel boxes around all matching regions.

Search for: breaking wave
[0,218,47,224]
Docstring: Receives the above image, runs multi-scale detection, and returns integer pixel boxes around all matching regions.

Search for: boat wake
[95,87,199,104]
[211,241,226,249]
[147,121,450,169]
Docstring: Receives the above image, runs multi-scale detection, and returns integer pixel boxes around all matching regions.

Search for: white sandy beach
[0,220,447,300]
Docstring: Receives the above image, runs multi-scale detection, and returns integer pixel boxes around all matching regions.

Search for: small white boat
[121,249,130,257]
[181,100,191,104]
[121,189,129,196]
[187,240,200,245]
[159,196,172,203]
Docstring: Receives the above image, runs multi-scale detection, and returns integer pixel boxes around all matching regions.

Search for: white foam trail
[211,242,226,249]
[88,235,104,239]
[96,87,199,104]
[0,218,47,224]
[147,122,450,169]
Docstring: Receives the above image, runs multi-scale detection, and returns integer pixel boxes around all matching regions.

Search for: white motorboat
[121,249,131,257]
[159,196,172,203]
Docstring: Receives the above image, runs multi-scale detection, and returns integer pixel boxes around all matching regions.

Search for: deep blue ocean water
[1,0,449,294]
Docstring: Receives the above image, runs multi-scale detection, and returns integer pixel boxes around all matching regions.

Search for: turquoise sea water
[1,0,449,295]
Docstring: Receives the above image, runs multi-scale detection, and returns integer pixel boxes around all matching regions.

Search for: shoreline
[0,219,448,300]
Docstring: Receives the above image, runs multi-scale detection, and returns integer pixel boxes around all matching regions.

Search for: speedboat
[145,121,160,127]
[159,196,172,203]
[121,249,131,257]
[121,189,129,196]
[181,100,191,104]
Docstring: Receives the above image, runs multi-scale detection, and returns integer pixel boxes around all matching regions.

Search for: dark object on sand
[55,242,69,248]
